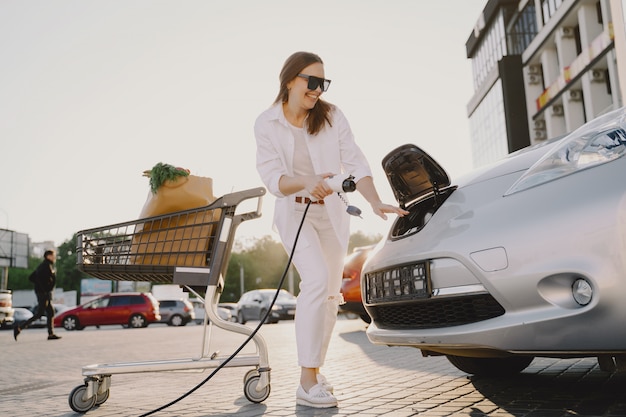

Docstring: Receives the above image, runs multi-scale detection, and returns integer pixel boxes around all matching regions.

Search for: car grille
[364,262,430,304]
[367,294,505,329]
[364,262,505,329]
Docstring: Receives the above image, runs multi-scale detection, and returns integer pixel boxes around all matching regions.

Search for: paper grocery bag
[139,175,216,217]
[131,175,221,267]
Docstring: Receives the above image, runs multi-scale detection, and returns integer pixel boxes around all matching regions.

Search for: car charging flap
[382,144,451,208]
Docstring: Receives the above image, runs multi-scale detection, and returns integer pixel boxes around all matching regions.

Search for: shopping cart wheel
[95,388,110,406]
[243,374,270,403]
[69,384,97,413]
[243,369,258,385]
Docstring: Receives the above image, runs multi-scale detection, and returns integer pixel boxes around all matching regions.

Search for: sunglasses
[297,74,332,92]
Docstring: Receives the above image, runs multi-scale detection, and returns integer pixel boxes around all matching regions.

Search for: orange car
[340,245,375,323]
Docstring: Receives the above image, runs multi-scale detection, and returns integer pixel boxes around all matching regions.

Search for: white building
[467,0,626,167]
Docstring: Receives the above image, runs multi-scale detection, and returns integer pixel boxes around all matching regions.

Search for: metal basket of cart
[68,187,269,413]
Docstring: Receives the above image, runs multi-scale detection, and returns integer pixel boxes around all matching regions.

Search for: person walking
[14,249,62,341]
[254,51,408,408]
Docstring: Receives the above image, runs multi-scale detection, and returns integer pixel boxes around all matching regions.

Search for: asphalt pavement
[2,317,626,417]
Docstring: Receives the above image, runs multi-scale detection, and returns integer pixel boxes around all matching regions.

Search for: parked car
[363,107,626,376]
[0,289,14,329]
[217,303,238,322]
[54,292,161,330]
[190,299,233,324]
[156,298,195,326]
[340,245,376,323]
[236,289,297,324]
[12,307,33,324]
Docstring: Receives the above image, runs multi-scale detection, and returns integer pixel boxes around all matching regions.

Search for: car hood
[455,137,565,188]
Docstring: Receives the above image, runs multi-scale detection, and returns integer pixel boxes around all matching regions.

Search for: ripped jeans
[291,204,346,368]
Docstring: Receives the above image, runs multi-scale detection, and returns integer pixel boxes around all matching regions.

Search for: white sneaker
[316,374,334,393]
[296,383,338,408]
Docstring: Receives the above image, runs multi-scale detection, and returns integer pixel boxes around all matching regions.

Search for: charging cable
[139,202,312,417]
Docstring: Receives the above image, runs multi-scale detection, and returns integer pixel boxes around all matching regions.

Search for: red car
[54,292,161,330]
[340,245,375,323]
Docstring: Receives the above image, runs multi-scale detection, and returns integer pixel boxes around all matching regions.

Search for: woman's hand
[354,176,409,220]
[370,201,410,220]
[304,172,334,201]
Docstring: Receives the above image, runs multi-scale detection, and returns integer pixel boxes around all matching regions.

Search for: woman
[255,51,407,408]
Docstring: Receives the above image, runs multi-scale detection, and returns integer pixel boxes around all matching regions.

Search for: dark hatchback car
[236,289,297,324]
[340,245,376,323]
[54,292,161,330]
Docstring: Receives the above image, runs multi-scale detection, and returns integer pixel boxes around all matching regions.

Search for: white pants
[291,204,345,368]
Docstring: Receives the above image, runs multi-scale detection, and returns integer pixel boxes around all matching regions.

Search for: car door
[247,291,263,321]
[240,291,259,321]
[78,296,111,326]
[159,300,175,323]
[107,295,132,325]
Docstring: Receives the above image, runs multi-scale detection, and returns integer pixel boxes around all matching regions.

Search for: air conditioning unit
[533,119,546,130]
[528,74,541,85]
[591,69,606,82]
[527,65,541,76]
[534,130,547,140]
[560,26,574,38]
[551,105,564,116]
[567,89,582,101]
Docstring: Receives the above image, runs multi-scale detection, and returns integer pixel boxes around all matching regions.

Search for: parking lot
[2,317,626,417]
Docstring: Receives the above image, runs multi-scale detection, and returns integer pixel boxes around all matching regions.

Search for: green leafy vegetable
[143,162,190,194]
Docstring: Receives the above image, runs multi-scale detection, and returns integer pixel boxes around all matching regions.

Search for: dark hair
[44,250,55,258]
[274,51,333,135]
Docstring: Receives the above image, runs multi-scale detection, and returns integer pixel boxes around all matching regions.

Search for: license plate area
[365,261,431,304]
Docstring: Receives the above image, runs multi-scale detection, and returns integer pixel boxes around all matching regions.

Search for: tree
[223,235,292,301]
[55,234,88,294]
[6,256,42,291]
[221,232,383,302]
[348,230,383,253]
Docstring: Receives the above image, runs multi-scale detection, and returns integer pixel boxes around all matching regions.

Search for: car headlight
[505,107,626,196]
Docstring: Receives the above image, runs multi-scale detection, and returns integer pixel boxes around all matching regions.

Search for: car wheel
[238,311,246,325]
[446,355,534,376]
[129,314,147,328]
[63,316,80,331]
[169,314,184,327]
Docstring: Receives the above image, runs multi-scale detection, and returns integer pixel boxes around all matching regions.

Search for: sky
[0,0,487,248]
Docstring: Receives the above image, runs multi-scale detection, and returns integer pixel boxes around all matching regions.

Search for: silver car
[157,299,195,326]
[363,106,626,376]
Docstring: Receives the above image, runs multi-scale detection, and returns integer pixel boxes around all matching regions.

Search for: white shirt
[255,103,373,250]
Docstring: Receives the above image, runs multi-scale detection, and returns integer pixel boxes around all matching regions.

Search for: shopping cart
[67,187,268,413]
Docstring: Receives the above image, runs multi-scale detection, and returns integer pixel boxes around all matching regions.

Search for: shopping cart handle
[216,187,266,223]
[219,187,266,208]
[220,187,266,211]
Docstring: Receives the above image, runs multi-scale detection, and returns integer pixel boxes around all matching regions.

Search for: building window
[508,3,538,55]
[541,0,564,25]
[472,9,509,90]
[469,79,508,167]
